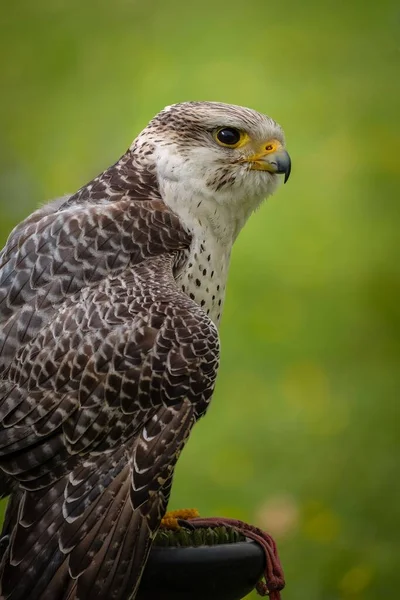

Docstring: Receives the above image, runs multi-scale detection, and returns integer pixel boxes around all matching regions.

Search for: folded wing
[0,195,219,599]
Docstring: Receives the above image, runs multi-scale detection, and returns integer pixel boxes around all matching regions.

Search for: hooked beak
[244,145,292,184]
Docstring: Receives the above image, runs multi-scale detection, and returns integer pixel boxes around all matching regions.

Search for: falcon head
[133,101,291,238]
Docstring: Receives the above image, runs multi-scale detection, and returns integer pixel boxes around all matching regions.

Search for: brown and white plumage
[0,101,290,599]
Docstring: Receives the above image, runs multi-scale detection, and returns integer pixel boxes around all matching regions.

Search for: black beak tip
[283,154,291,184]
[274,151,291,184]
[284,162,291,184]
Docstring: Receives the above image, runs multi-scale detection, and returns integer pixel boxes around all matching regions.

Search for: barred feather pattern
[0,151,220,599]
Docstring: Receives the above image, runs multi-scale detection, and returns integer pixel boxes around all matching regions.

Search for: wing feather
[0,184,219,598]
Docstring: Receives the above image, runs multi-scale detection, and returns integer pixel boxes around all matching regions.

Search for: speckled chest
[175,233,231,327]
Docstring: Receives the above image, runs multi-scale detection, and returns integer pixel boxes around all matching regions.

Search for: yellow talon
[160,508,200,529]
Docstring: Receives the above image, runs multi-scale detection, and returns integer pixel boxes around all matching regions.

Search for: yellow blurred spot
[316,401,350,436]
[315,130,356,185]
[303,507,341,543]
[209,446,255,487]
[339,565,373,596]
[245,291,303,344]
[282,361,330,411]
[255,494,299,538]
[282,362,349,435]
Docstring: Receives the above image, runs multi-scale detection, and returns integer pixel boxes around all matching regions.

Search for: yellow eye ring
[214,127,248,149]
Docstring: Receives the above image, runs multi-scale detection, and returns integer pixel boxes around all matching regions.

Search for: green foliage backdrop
[0,1,399,598]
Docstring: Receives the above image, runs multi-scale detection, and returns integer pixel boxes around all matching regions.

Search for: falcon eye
[214,127,243,148]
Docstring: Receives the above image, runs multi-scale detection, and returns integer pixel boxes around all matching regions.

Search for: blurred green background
[0,1,399,598]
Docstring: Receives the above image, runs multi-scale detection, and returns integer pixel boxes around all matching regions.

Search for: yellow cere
[262,139,281,154]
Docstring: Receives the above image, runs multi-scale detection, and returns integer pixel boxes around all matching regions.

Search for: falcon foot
[160,508,200,529]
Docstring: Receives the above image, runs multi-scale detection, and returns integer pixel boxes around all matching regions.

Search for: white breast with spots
[157,174,236,327]
[175,230,232,327]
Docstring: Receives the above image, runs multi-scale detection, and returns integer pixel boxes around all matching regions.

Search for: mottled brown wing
[0,196,190,372]
[0,196,219,599]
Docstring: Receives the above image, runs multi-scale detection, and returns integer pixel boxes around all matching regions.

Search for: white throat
[159,177,235,326]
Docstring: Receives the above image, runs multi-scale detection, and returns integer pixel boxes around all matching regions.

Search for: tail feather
[0,401,196,599]
[0,448,158,600]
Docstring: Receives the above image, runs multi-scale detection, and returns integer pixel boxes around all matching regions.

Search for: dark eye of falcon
[215,127,242,147]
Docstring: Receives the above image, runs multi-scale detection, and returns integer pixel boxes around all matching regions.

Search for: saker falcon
[0,101,291,599]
